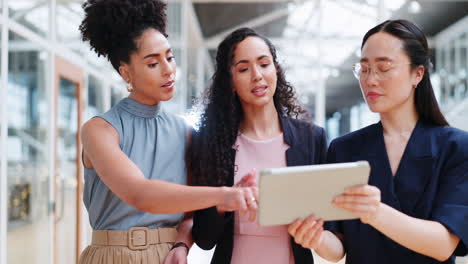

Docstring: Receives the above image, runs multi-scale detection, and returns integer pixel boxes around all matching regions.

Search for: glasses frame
[352,61,413,81]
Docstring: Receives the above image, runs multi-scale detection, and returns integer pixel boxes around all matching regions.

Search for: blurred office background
[0,0,467,263]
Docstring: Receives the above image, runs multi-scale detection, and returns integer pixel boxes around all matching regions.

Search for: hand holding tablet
[258,161,370,226]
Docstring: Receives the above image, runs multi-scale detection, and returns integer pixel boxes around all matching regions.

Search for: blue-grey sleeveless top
[83,97,187,230]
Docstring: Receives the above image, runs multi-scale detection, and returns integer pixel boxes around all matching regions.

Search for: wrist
[216,186,230,207]
[171,241,190,252]
[219,186,229,201]
[366,202,385,226]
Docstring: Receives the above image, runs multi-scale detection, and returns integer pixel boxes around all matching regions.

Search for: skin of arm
[333,185,460,262]
[81,118,256,215]
[289,185,460,262]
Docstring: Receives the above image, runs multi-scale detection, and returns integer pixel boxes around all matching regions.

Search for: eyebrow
[360,57,394,63]
[143,48,172,60]
[234,55,270,66]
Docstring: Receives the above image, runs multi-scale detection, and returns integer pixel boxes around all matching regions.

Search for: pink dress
[231,133,294,264]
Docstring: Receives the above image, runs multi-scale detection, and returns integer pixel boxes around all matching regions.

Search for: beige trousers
[79,227,177,264]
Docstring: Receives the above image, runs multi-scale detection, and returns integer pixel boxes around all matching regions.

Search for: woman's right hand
[288,215,325,250]
[217,185,258,222]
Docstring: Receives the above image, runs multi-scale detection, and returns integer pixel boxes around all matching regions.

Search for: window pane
[56,1,83,55]
[8,0,49,38]
[110,87,123,107]
[7,31,51,264]
[86,75,105,120]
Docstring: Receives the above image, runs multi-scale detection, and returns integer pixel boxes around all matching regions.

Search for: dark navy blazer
[325,120,468,264]
[192,116,327,264]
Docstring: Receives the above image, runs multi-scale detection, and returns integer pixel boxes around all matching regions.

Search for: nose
[251,65,263,82]
[363,69,379,88]
[161,59,175,77]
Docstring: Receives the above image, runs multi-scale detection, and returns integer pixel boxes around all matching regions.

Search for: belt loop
[156,228,161,243]
[104,230,110,245]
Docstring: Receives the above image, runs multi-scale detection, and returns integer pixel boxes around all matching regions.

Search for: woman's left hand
[163,247,188,264]
[333,184,382,224]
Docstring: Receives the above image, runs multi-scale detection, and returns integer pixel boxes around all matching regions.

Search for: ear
[412,65,425,88]
[119,63,130,83]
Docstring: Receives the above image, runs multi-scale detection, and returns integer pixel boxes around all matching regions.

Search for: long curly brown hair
[189,28,305,187]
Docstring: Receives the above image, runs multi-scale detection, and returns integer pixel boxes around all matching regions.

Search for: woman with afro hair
[78,1,257,263]
[189,27,327,263]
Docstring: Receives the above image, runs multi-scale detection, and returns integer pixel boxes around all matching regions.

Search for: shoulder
[159,109,191,146]
[160,109,189,129]
[329,122,380,149]
[433,125,468,145]
[284,117,324,135]
[81,117,119,146]
[430,125,468,161]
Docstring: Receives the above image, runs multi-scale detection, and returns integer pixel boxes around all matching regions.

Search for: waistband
[92,227,177,250]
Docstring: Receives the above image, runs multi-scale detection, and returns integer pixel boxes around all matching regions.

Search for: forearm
[369,203,459,261]
[315,231,345,262]
[132,179,226,214]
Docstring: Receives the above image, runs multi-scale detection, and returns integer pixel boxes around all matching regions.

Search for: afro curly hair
[79,0,168,73]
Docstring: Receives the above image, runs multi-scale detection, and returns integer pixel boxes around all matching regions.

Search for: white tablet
[258,161,370,226]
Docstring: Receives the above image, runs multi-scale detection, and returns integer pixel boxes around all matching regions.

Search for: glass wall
[7,30,51,264]
[110,86,124,107]
[1,14,2,143]
[434,17,468,131]
[56,77,78,264]
[56,1,82,49]
[437,32,468,107]
[86,75,105,120]
[8,0,49,38]
[167,1,182,42]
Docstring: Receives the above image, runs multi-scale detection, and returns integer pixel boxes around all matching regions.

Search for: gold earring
[127,82,134,92]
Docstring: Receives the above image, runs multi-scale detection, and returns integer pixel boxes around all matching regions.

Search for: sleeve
[324,140,344,234]
[192,206,228,250]
[430,146,468,256]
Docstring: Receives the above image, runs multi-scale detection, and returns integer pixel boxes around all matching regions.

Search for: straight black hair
[362,19,449,127]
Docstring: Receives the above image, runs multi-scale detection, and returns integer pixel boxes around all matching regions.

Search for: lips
[162,80,174,89]
[252,85,267,97]
[366,91,383,100]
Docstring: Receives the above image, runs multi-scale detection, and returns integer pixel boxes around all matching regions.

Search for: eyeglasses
[352,61,412,81]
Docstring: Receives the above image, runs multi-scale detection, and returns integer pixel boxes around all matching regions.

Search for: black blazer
[325,121,468,264]
[193,116,327,264]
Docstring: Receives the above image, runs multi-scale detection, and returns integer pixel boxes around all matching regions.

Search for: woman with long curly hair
[189,27,327,264]
[78,1,257,263]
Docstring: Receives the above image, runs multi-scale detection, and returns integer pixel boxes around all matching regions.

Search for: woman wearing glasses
[288,19,468,264]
